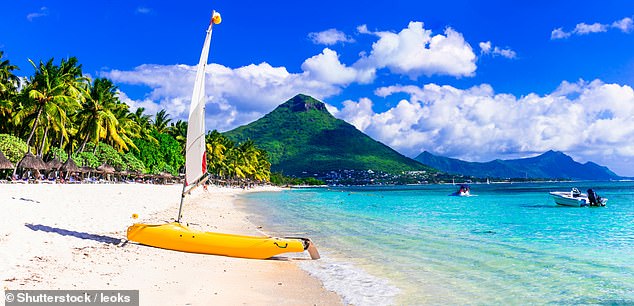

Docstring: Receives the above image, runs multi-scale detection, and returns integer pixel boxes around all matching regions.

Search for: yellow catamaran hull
[127,222,318,259]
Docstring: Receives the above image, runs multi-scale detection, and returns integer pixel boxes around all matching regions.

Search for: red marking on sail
[202,152,207,174]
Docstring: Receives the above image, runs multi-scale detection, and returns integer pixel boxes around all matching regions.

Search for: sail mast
[177,11,221,223]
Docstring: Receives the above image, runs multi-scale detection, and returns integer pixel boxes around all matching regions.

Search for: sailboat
[126,11,320,260]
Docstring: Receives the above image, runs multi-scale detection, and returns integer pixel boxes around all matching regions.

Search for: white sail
[185,18,215,186]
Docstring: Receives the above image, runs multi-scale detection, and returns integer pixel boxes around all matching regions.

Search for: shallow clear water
[239,182,634,305]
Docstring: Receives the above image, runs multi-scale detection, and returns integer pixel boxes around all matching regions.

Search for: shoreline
[0,184,342,305]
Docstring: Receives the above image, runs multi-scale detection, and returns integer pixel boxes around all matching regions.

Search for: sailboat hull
[127,222,310,259]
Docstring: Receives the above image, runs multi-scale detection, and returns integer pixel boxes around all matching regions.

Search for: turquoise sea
[238,182,634,305]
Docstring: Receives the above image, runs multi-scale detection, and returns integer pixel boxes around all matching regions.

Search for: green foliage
[73,151,99,168]
[95,143,126,170]
[224,94,435,176]
[0,133,27,163]
[48,147,68,162]
[205,130,272,182]
[133,131,184,175]
[122,152,145,173]
[269,172,325,186]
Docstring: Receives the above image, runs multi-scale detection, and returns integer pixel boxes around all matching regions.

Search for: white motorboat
[549,188,607,207]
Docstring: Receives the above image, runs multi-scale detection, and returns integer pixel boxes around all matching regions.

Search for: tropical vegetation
[0,52,273,183]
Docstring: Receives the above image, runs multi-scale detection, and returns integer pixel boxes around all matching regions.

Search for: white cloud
[26,7,48,22]
[573,22,608,34]
[104,21,482,133]
[612,17,633,33]
[337,98,375,131]
[551,27,571,39]
[301,48,369,85]
[303,22,480,85]
[357,24,370,34]
[117,91,163,115]
[479,41,516,59]
[333,80,634,176]
[136,7,152,15]
[308,29,355,45]
[552,16,633,39]
[357,22,477,78]
[479,41,492,54]
[104,62,342,131]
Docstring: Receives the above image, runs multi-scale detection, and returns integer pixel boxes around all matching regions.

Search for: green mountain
[415,150,621,180]
[223,94,434,176]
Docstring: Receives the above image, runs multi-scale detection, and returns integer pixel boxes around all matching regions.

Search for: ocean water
[238,182,634,305]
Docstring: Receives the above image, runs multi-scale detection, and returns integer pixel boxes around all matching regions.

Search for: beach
[0,183,342,305]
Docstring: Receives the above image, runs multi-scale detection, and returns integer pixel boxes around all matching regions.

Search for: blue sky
[3,1,634,175]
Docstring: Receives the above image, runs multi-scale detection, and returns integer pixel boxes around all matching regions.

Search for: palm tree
[0,51,20,134]
[168,120,187,150]
[76,78,126,152]
[15,57,85,154]
[205,130,227,177]
[206,130,238,178]
[112,101,142,152]
[0,50,19,95]
[131,107,155,143]
[252,148,271,182]
[151,109,171,133]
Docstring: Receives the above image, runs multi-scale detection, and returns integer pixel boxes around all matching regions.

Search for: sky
[3,1,634,176]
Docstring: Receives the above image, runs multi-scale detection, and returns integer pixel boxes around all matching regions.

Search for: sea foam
[299,255,400,306]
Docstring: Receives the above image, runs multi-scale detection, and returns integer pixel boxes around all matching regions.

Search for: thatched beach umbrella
[96,163,115,174]
[159,172,173,179]
[46,157,63,171]
[60,158,80,173]
[0,150,14,170]
[80,166,95,173]
[17,152,48,170]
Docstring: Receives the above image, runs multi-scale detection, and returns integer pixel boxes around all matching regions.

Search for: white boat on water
[549,188,607,207]
[450,184,471,197]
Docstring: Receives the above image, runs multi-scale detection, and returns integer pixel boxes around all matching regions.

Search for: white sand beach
[0,183,342,305]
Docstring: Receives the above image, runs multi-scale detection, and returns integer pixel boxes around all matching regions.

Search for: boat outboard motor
[587,189,598,206]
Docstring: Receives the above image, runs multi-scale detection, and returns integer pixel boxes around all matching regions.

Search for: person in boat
[451,184,470,196]
[587,189,605,207]
[461,185,469,194]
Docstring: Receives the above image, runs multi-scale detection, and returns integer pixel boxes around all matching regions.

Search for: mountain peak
[224,94,432,176]
[415,150,620,180]
[277,94,329,113]
[541,150,565,157]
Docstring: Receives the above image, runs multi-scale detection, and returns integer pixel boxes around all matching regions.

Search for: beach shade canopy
[47,157,63,171]
[96,163,116,174]
[17,152,48,170]
[80,166,95,173]
[60,157,80,173]
[117,170,129,176]
[159,172,174,178]
[0,150,14,169]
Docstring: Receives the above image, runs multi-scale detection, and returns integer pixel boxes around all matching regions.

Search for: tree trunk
[38,125,49,157]
[15,106,42,177]
[25,106,43,153]
[78,133,90,153]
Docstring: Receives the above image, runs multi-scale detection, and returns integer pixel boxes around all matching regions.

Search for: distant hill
[414,150,621,180]
[223,94,434,176]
